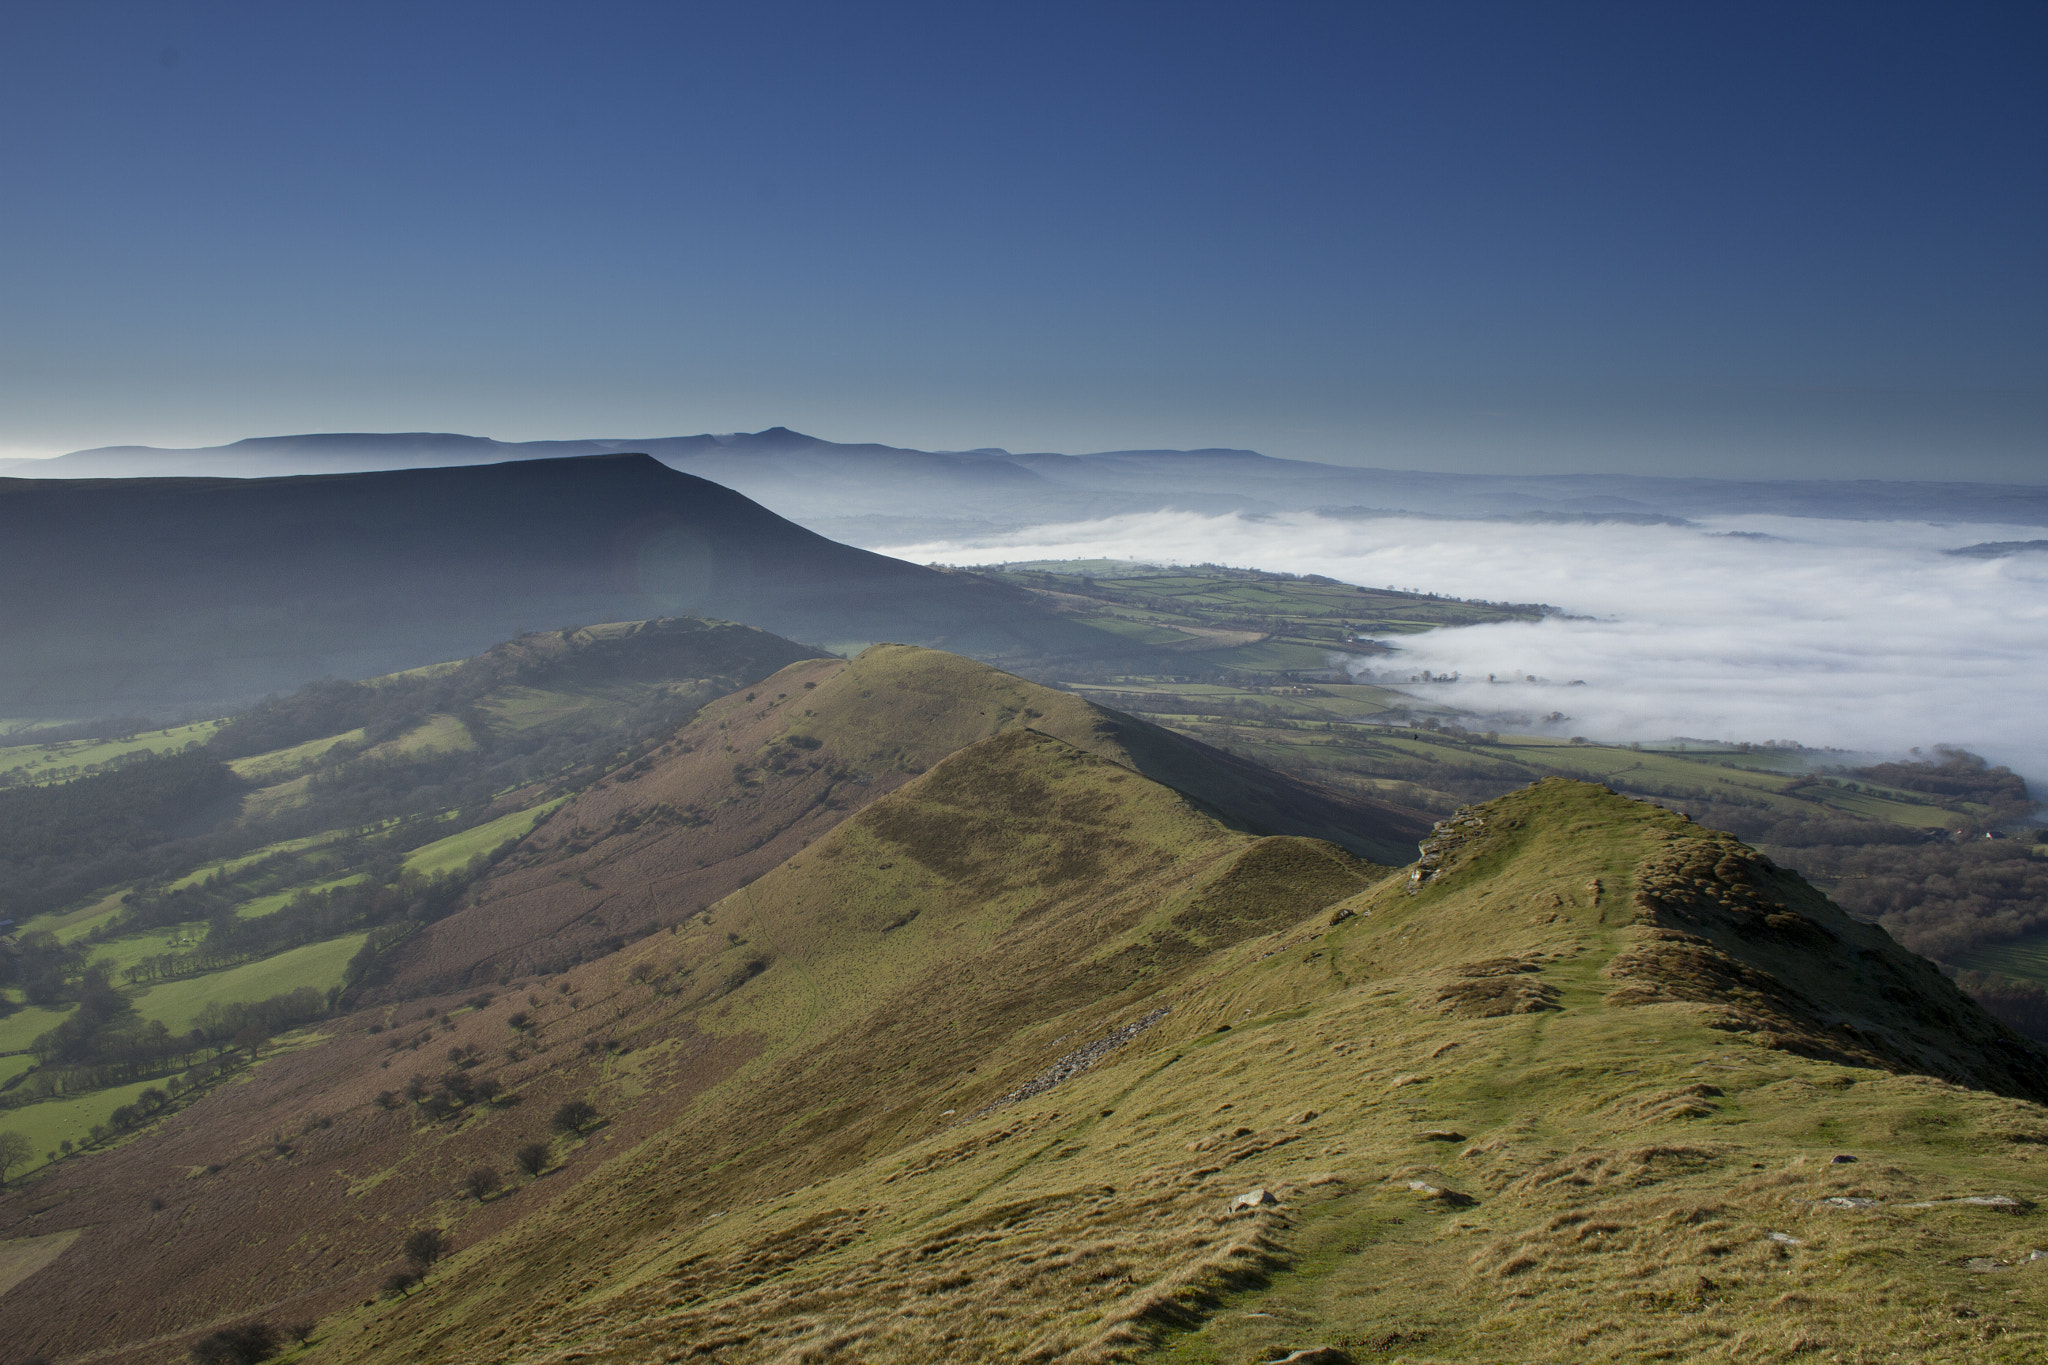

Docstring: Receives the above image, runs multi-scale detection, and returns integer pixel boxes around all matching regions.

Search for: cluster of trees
[187,1318,314,1363]
[208,616,804,761]
[381,1226,449,1298]
[1850,749,2035,822]
[1784,840,2048,961]
[3,928,88,1008]
[380,1063,504,1121]
[0,750,245,918]
[11,985,330,1102]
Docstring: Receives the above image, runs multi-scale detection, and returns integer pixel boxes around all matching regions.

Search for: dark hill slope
[0,454,1121,716]
[370,645,1426,996]
[302,782,2048,1365]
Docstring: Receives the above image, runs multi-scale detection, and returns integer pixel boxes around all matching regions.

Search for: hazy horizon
[6,424,2047,489]
[3,3,2042,480]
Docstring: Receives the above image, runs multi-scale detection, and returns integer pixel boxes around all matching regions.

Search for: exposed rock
[1407,809,1489,892]
[971,1007,1170,1117]
[1262,1349,1353,1365]
[1231,1187,1280,1211]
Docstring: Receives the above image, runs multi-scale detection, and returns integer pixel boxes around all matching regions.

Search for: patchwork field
[0,720,220,788]
[132,934,368,1034]
[403,799,564,877]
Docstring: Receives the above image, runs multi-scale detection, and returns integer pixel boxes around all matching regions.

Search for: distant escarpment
[0,454,1124,716]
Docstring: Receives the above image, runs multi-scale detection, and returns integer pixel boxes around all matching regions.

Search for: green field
[164,830,355,892]
[226,726,364,780]
[33,888,129,944]
[983,562,1539,676]
[132,934,367,1033]
[0,1076,177,1171]
[83,924,211,977]
[403,799,563,875]
[0,999,75,1056]
[229,872,366,919]
[380,712,474,756]
[0,720,220,787]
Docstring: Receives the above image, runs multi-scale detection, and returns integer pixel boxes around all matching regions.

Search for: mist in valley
[884,511,2048,788]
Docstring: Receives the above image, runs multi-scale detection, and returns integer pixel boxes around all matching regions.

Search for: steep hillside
[315,779,2048,1365]
[4,775,2046,1362]
[368,646,1426,998]
[0,454,1128,717]
[0,724,1385,1363]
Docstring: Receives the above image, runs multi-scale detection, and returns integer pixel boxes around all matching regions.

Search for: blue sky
[2,1,2042,478]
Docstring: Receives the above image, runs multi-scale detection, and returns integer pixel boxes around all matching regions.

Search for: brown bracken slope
[368,645,1426,999]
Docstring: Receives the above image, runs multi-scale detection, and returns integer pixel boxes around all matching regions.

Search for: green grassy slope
[295,778,2048,1365]
[376,646,1422,998]
[785,645,1429,862]
[0,721,220,788]
[131,935,367,1033]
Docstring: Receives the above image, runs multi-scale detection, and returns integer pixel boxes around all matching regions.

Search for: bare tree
[0,1131,34,1185]
[402,1227,448,1274]
[552,1099,598,1134]
[514,1141,550,1178]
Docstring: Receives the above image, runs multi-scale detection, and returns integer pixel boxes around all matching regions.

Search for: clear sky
[2,1,2042,479]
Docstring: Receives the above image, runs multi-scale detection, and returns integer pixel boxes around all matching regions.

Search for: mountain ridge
[0,455,1138,717]
[0,663,2043,1361]
[365,644,1426,999]
[9,429,2044,537]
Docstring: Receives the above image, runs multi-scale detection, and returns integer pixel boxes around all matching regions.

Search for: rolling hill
[366,644,1428,999]
[10,427,2045,547]
[0,648,2044,1361]
[0,454,1132,718]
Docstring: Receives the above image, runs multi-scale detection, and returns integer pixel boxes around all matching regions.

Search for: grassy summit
[295,780,2047,1364]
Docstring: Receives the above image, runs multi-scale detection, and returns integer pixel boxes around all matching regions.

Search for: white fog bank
[879,512,2048,788]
